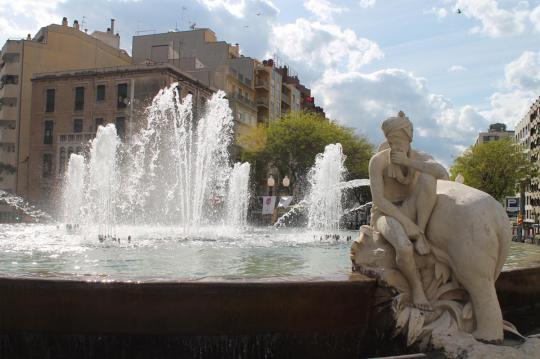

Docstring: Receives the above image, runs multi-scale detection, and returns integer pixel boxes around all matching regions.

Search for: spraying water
[60,84,250,234]
[307,143,347,231]
[226,162,251,228]
[62,154,85,225]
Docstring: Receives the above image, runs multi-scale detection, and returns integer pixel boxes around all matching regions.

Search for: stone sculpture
[351,111,511,347]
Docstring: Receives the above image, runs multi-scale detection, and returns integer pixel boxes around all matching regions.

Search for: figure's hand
[402,220,422,239]
[390,150,410,166]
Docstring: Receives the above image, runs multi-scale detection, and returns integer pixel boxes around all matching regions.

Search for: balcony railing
[58,132,95,145]
[255,79,269,90]
[231,93,256,110]
[256,97,269,108]
[0,127,16,143]
[281,93,290,106]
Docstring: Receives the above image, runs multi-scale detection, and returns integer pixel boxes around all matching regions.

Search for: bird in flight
[456,8,463,14]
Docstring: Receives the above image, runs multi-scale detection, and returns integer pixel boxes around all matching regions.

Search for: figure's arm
[369,156,419,233]
[392,151,449,180]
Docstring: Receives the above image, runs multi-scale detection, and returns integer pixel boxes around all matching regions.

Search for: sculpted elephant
[351,179,511,344]
[425,179,511,342]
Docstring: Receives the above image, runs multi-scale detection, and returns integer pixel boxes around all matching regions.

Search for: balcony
[256,97,269,108]
[0,60,20,75]
[281,93,291,106]
[255,79,269,91]
[0,83,18,99]
[0,127,16,144]
[58,132,95,145]
[0,172,16,192]
[0,151,16,165]
[0,103,17,120]
[230,93,256,111]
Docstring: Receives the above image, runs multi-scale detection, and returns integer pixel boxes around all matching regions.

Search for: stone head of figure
[381,111,413,153]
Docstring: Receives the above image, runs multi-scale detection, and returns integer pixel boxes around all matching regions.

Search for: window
[74,86,84,111]
[96,84,106,101]
[73,119,83,133]
[45,89,55,113]
[42,153,52,178]
[117,83,128,109]
[115,117,126,140]
[59,147,66,174]
[95,118,104,131]
[43,120,53,145]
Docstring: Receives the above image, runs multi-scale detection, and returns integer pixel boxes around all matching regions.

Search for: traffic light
[518,212,523,225]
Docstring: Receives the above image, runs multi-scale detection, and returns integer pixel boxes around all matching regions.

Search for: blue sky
[1,0,540,166]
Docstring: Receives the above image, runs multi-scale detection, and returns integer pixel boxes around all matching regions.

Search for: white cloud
[312,68,489,166]
[504,50,540,90]
[448,65,466,72]
[0,0,66,42]
[424,7,449,19]
[359,0,375,9]
[530,5,540,31]
[303,0,346,22]
[196,0,278,18]
[453,0,530,37]
[270,18,383,73]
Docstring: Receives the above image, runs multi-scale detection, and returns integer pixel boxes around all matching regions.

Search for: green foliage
[450,139,536,202]
[240,111,374,188]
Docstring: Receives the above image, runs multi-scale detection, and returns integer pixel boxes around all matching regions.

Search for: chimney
[110,19,115,34]
[73,20,80,30]
[62,17,68,26]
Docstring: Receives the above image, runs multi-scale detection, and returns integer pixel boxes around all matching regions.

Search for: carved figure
[351,112,511,346]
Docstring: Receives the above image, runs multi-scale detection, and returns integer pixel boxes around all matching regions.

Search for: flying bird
[256,12,261,16]
[457,8,463,14]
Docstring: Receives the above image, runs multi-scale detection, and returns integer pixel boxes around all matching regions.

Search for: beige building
[132,28,257,151]
[475,123,514,146]
[28,64,214,210]
[515,97,540,223]
[255,59,283,123]
[0,17,131,220]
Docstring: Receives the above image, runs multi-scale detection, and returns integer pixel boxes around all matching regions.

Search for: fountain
[307,143,347,231]
[226,162,251,228]
[1,87,540,359]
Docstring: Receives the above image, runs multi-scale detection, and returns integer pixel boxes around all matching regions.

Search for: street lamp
[267,175,275,196]
[282,175,290,195]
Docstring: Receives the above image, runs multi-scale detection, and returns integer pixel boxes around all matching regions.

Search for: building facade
[475,123,515,146]
[515,96,540,223]
[0,17,131,217]
[132,29,258,146]
[28,64,213,210]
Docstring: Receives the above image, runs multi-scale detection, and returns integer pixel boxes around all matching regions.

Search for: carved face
[386,129,411,153]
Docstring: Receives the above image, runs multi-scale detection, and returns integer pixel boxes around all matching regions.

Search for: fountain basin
[2,225,540,358]
[0,275,376,358]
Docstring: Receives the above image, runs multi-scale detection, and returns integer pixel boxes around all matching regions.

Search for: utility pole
[518,181,526,241]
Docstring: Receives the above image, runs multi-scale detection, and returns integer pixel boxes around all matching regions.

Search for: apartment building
[28,64,213,209]
[515,96,540,223]
[475,123,514,146]
[0,17,131,215]
[132,28,257,146]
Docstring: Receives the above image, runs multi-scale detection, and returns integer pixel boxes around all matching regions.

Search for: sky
[1,0,540,166]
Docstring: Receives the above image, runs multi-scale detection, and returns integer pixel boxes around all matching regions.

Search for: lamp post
[282,175,290,195]
[267,175,275,196]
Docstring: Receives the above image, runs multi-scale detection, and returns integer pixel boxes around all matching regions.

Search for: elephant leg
[460,276,503,343]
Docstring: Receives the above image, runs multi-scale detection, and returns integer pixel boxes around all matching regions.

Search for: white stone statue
[351,111,512,349]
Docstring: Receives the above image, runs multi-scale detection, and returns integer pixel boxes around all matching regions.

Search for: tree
[449,139,536,202]
[239,111,374,191]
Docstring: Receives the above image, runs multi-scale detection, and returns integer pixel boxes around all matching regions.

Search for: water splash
[307,144,347,231]
[226,162,251,228]
[61,84,250,234]
[62,154,85,225]
[0,190,52,222]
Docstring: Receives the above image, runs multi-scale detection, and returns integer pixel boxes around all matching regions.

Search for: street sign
[505,197,519,213]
